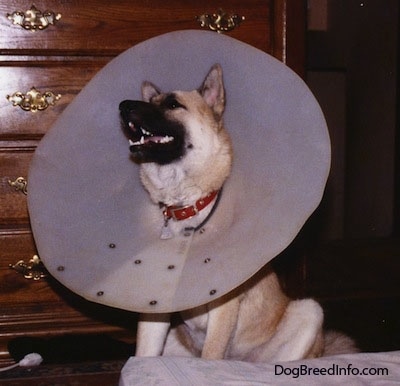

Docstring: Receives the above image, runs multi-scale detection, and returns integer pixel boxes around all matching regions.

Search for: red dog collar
[163,190,220,221]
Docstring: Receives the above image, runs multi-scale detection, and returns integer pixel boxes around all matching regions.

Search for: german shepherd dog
[119,64,357,361]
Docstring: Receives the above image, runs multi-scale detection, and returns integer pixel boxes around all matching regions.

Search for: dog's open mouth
[127,121,175,148]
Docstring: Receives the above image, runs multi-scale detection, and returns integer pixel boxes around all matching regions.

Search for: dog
[119,64,357,361]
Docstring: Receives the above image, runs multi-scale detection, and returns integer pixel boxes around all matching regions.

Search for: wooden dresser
[0,0,305,365]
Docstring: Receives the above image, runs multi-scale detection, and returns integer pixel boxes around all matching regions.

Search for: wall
[307,0,398,239]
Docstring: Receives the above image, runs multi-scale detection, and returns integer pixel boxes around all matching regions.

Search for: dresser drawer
[0,232,55,305]
[0,61,104,138]
[0,148,33,227]
[1,0,272,55]
[0,231,137,363]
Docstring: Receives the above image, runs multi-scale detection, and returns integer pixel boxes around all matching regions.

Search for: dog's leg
[201,297,240,359]
[135,313,171,356]
[248,299,324,362]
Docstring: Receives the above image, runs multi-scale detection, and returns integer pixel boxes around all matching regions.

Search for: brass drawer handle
[7,5,61,32]
[7,87,61,112]
[8,177,28,195]
[196,9,245,33]
[9,255,48,281]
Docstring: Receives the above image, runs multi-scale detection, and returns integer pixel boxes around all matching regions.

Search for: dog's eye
[166,99,182,109]
[163,96,184,110]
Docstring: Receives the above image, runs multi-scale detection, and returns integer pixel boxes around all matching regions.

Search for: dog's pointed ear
[142,81,161,102]
[199,64,225,119]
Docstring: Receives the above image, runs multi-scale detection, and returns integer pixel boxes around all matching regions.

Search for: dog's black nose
[119,100,131,111]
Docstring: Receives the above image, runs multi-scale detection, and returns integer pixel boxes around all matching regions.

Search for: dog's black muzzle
[119,99,186,165]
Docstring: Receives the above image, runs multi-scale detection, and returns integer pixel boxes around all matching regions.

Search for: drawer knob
[9,255,48,281]
[196,9,245,33]
[7,5,61,32]
[8,177,28,195]
[7,87,61,112]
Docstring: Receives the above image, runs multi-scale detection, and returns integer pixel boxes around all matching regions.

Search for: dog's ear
[199,64,225,119]
[142,81,161,102]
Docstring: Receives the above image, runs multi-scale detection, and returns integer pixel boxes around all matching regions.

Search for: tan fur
[132,64,358,361]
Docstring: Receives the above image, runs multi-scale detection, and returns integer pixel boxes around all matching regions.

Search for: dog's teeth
[154,136,174,144]
[128,122,135,129]
[129,137,145,146]
[141,127,152,136]
[129,135,173,147]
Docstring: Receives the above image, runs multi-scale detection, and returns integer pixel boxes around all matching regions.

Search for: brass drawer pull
[9,255,48,281]
[7,5,61,32]
[7,87,61,112]
[8,177,28,195]
[196,9,245,33]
